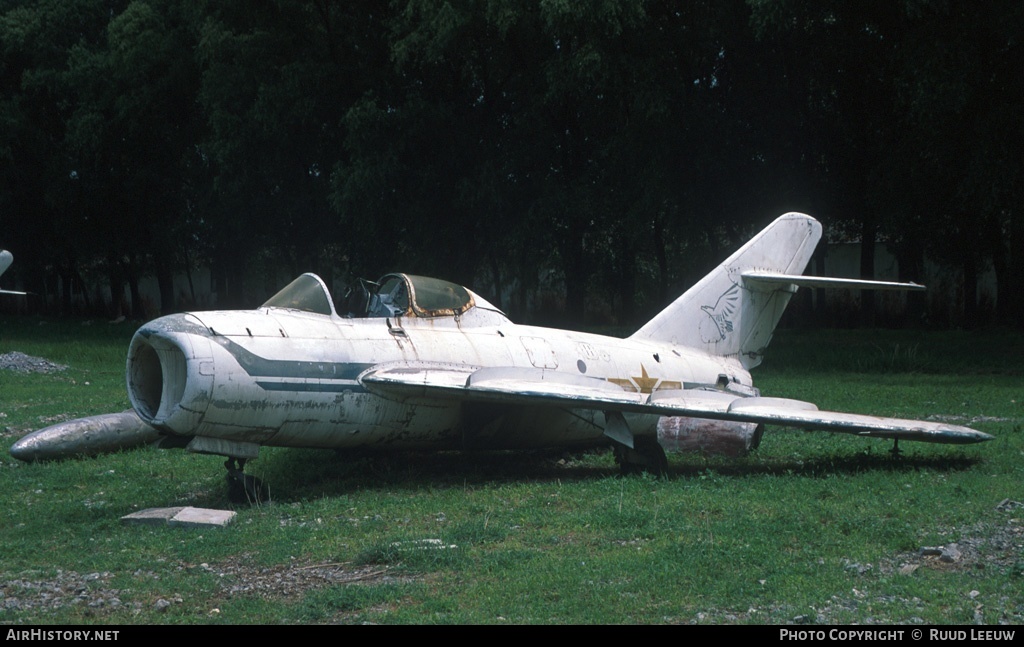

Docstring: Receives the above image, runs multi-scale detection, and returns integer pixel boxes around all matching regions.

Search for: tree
[196,0,385,305]
[0,0,127,308]
[886,1,1023,326]
[63,0,203,315]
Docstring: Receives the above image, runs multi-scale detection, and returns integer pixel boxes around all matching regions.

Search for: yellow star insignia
[633,365,659,393]
[608,365,681,394]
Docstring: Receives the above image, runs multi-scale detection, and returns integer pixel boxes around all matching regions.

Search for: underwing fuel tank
[657,417,764,458]
[9,410,161,462]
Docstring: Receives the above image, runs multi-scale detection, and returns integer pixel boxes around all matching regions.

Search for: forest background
[0,0,1020,329]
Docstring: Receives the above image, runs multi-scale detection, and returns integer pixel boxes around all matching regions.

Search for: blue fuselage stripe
[255,381,367,393]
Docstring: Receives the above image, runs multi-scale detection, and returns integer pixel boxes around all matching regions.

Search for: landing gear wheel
[224,458,269,504]
[614,436,669,477]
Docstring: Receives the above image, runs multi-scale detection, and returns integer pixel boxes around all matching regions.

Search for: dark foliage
[0,0,1019,327]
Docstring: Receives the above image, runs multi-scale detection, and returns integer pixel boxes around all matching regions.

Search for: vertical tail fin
[630,213,821,369]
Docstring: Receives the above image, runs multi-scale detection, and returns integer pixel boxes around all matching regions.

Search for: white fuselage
[126,302,755,453]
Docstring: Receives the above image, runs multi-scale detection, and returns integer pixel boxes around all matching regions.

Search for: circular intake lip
[127,330,188,426]
[126,337,164,422]
[125,314,213,435]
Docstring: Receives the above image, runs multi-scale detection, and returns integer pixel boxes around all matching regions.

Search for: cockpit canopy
[369,273,474,317]
[261,273,335,315]
[262,272,475,319]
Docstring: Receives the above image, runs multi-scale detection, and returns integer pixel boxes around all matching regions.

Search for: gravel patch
[0,570,129,615]
[0,352,67,374]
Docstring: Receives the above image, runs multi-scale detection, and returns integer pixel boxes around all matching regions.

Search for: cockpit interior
[262,273,475,319]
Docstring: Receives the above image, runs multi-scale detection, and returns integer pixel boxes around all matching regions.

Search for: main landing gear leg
[890,438,902,459]
[224,458,269,504]
[614,436,669,477]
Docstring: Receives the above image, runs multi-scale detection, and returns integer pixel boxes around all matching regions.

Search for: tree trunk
[895,240,926,326]
[1009,212,1024,329]
[616,232,636,326]
[561,228,586,327]
[154,253,176,315]
[107,255,125,318]
[859,216,877,327]
[962,258,979,329]
[653,214,669,314]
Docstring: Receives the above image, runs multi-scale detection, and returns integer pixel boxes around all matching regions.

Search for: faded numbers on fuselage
[576,342,611,362]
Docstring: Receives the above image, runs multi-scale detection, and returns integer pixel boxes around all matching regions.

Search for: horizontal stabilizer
[742,271,926,292]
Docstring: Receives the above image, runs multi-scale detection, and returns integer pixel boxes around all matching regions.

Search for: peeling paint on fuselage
[127,299,754,453]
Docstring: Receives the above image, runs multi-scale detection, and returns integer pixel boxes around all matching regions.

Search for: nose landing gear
[224,458,269,504]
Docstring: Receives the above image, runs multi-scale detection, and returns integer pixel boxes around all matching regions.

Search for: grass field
[1,318,1022,624]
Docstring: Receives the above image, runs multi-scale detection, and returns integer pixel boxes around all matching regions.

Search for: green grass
[1,317,1022,624]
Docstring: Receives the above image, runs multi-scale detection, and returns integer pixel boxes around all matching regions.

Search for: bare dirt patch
[208,556,411,599]
[1,559,413,620]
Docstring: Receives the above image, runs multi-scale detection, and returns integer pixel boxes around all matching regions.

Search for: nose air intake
[127,333,188,423]
[125,314,213,436]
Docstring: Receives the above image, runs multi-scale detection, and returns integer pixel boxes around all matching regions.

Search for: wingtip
[939,425,995,444]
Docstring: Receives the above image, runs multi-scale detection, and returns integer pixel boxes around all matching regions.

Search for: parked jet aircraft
[0,250,27,296]
[10,214,992,500]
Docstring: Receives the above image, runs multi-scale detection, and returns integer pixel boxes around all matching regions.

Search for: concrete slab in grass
[121,507,186,526]
[122,506,236,528]
[169,507,236,528]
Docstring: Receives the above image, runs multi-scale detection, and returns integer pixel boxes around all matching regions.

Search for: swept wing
[361,363,992,446]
